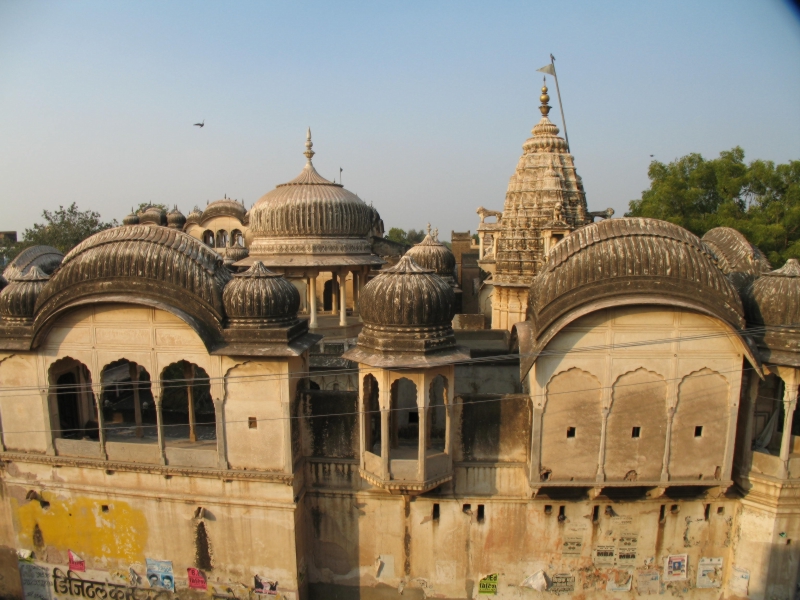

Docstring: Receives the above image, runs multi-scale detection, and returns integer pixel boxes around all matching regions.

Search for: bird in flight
[194,120,205,128]
[649,154,654,157]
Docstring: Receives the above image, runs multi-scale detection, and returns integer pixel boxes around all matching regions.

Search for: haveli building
[0,86,798,600]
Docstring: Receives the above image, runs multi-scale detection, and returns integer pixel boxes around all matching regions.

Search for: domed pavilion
[240,129,384,333]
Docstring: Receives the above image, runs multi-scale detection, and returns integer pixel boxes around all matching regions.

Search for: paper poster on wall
[663,554,688,581]
[18,562,52,600]
[696,557,723,588]
[478,574,498,595]
[254,575,279,595]
[550,573,575,595]
[187,568,207,591]
[617,534,637,565]
[636,570,660,595]
[68,550,85,572]
[593,545,616,566]
[729,566,749,596]
[145,558,175,591]
[606,568,633,592]
[562,537,583,556]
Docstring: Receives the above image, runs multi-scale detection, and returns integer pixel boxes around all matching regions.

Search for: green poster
[479,573,498,595]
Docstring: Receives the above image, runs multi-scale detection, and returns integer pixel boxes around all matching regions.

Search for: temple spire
[304,127,315,162]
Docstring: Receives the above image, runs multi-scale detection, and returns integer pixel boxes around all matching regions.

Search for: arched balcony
[359,370,454,494]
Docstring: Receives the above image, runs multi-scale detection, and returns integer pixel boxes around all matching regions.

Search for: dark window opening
[363,375,381,456]
[477,505,485,522]
[101,505,109,513]
[717,506,725,515]
[704,504,710,521]
[694,426,703,437]
[248,417,257,429]
[426,375,447,452]
[101,360,157,443]
[659,505,666,523]
[631,426,641,438]
[161,361,215,443]
[592,505,599,523]
[390,378,418,455]
[462,504,472,515]
[558,506,566,522]
[432,504,440,521]
[671,504,679,514]
[544,505,552,515]
[566,427,576,438]
[408,411,419,424]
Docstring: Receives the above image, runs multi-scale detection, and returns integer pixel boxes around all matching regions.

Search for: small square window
[694,426,703,437]
[717,506,725,515]
[432,503,440,520]
[248,417,258,429]
[544,505,552,515]
[477,505,485,522]
[566,427,576,438]
[631,427,641,438]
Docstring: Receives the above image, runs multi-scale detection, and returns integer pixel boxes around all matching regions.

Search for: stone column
[94,380,108,460]
[478,232,484,260]
[331,272,339,315]
[529,405,544,484]
[739,371,761,477]
[185,363,197,442]
[154,394,167,465]
[214,399,228,469]
[417,379,426,481]
[129,363,143,438]
[661,406,676,481]
[596,407,609,482]
[308,275,318,328]
[339,270,348,327]
[381,378,390,479]
[352,271,360,315]
[779,377,798,478]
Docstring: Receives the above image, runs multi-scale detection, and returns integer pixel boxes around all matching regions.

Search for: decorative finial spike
[539,82,551,117]
[303,127,315,162]
[427,223,431,236]
[434,228,439,241]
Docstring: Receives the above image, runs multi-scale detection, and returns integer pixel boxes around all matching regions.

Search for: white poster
[664,554,688,581]
[19,562,51,600]
[696,557,723,589]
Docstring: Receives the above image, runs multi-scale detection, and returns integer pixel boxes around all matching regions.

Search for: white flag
[537,63,555,76]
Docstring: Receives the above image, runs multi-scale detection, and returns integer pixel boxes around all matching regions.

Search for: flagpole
[549,54,570,153]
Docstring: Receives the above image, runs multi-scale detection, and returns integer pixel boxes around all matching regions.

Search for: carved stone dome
[406,227,456,284]
[138,205,167,226]
[0,266,50,324]
[344,256,468,367]
[204,197,247,222]
[223,261,300,327]
[3,245,64,281]
[167,206,186,230]
[529,218,745,338]
[245,131,380,267]
[186,206,203,226]
[702,227,772,292]
[123,210,140,226]
[744,259,800,365]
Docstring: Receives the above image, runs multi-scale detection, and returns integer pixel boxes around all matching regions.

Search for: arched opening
[161,361,216,445]
[215,230,229,248]
[363,374,381,456]
[427,375,447,453]
[231,229,244,248]
[100,359,157,443]
[202,230,215,247]
[48,358,97,440]
[390,378,418,459]
[323,279,339,311]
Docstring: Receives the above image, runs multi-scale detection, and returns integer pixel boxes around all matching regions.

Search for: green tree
[385,227,428,245]
[386,227,408,244]
[627,147,800,266]
[6,203,117,262]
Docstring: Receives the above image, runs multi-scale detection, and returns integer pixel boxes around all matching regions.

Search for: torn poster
[562,537,583,556]
[254,575,279,595]
[68,550,85,572]
[145,558,175,591]
[549,573,575,595]
[187,568,207,591]
[478,573,498,595]
[606,568,633,592]
[520,571,548,591]
[18,562,51,600]
[696,557,723,588]
[636,570,660,595]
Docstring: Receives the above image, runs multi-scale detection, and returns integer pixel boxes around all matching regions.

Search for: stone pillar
[530,406,544,484]
[779,378,798,477]
[308,275,318,328]
[154,394,167,465]
[185,363,197,442]
[129,363,143,438]
[339,271,348,327]
[418,381,426,481]
[596,407,609,482]
[94,381,108,460]
[739,371,761,477]
[478,232,484,260]
[661,406,675,481]
[214,399,228,470]
[331,272,339,315]
[352,271,360,315]
[381,381,390,479]
[41,387,56,456]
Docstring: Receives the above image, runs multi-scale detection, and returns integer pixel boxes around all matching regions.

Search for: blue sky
[1,1,799,237]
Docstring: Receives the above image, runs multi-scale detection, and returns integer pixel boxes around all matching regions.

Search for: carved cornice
[0,452,294,484]
[358,468,453,494]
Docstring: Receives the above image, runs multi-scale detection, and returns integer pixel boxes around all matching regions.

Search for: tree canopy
[385,227,427,246]
[626,147,800,267]
[2,203,116,264]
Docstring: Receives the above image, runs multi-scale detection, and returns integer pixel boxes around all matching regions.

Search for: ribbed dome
[186,206,203,226]
[744,259,800,364]
[223,261,300,327]
[0,266,49,323]
[529,218,745,338]
[167,206,186,229]
[138,206,166,226]
[204,197,247,221]
[702,227,772,291]
[406,228,456,284]
[3,245,64,281]
[220,245,250,269]
[123,210,140,226]
[249,132,373,239]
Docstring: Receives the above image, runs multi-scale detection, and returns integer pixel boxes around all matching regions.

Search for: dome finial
[539,78,551,117]
[427,222,431,236]
[304,127,315,162]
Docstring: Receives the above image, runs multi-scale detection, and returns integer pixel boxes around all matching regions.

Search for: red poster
[68,550,85,572]
[187,568,207,590]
